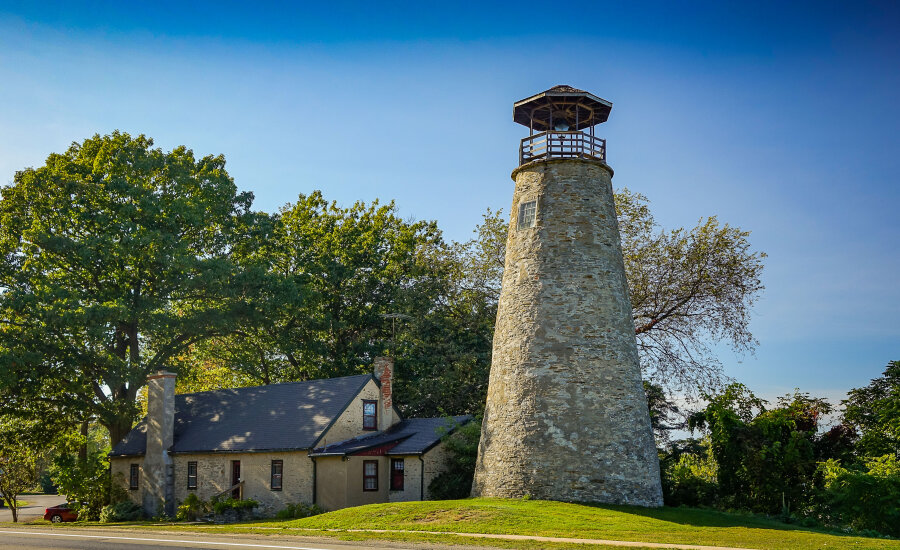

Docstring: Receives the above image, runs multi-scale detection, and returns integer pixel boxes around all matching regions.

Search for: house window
[363,460,378,491]
[518,200,537,229]
[271,460,283,491]
[390,458,404,491]
[129,464,139,490]
[362,400,377,431]
[187,461,198,490]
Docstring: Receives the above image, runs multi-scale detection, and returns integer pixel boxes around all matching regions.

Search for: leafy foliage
[0,416,47,522]
[660,438,719,507]
[175,493,209,521]
[180,192,448,384]
[99,500,144,522]
[428,418,482,499]
[0,132,259,446]
[275,502,324,519]
[176,195,496,418]
[50,452,114,520]
[690,384,831,515]
[396,211,500,418]
[842,361,900,460]
[818,455,900,537]
[211,496,258,515]
[644,381,686,444]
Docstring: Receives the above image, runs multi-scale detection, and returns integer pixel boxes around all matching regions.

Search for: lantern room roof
[513,85,612,131]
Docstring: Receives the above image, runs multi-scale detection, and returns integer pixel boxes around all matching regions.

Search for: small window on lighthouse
[518,200,537,229]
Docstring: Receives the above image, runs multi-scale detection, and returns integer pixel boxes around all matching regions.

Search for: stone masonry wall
[422,440,452,500]
[171,451,313,516]
[387,456,422,503]
[472,158,663,506]
[111,457,142,506]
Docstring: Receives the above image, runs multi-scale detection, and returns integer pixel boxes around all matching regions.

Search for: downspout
[310,456,317,505]
[418,455,425,501]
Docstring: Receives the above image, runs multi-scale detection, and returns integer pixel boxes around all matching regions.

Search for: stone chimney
[143,370,176,517]
[373,357,393,430]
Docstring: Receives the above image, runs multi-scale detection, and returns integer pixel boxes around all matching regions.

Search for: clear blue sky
[1,1,897,406]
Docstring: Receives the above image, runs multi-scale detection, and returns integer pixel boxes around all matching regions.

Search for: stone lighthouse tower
[472,85,663,506]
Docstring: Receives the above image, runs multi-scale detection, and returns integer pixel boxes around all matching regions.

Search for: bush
[211,497,258,515]
[175,493,209,522]
[818,455,900,537]
[50,454,112,520]
[428,418,481,500]
[275,502,324,519]
[99,500,143,523]
[663,452,719,507]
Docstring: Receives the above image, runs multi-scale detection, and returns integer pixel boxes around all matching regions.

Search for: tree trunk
[78,420,89,462]
[107,417,135,450]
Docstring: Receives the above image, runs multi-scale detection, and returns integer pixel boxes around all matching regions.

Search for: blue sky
[1,1,897,406]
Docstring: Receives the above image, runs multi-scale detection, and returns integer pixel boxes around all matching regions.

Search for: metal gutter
[311,456,317,505]
[418,456,425,500]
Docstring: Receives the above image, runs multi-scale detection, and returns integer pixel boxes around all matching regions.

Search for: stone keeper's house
[109,358,470,515]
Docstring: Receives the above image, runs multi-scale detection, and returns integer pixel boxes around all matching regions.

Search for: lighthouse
[471,85,663,506]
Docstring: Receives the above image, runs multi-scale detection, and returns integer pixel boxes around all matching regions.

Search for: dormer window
[363,400,377,430]
[518,200,537,229]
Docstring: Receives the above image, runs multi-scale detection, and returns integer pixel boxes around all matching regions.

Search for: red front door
[231,460,241,498]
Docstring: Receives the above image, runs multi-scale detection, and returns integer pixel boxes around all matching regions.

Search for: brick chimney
[143,370,176,517]
[373,357,393,430]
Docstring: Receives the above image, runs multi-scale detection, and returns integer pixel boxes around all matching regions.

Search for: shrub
[50,454,112,520]
[275,502,324,519]
[818,455,900,537]
[211,497,258,515]
[663,452,719,507]
[99,500,143,523]
[428,417,481,500]
[175,493,209,522]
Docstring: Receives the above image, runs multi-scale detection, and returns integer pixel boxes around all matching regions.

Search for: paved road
[0,495,68,523]
[0,529,419,550]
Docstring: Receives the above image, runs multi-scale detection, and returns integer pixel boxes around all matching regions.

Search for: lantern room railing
[519,131,606,165]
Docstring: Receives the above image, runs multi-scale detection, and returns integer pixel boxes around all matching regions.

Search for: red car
[44,503,78,523]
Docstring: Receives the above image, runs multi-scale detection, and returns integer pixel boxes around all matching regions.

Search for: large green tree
[842,360,900,459]
[689,384,833,515]
[394,210,501,417]
[175,196,497,418]
[183,191,449,385]
[0,132,258,446]
[0,409,64,522]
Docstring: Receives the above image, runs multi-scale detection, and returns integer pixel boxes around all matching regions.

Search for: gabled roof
[109,374,374,456]
[309,415,472,457]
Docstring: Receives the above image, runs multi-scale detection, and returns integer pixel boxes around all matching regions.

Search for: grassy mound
[277,498,898,550]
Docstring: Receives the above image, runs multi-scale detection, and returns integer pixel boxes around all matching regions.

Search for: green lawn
[21,498,899,550]
[252,498,898,550]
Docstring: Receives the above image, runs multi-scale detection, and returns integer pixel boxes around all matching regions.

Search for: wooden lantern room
[514,85,612,166]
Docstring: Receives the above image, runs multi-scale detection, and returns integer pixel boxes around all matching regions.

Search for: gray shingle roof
[109,374,373,456]
[310,415,472,457]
